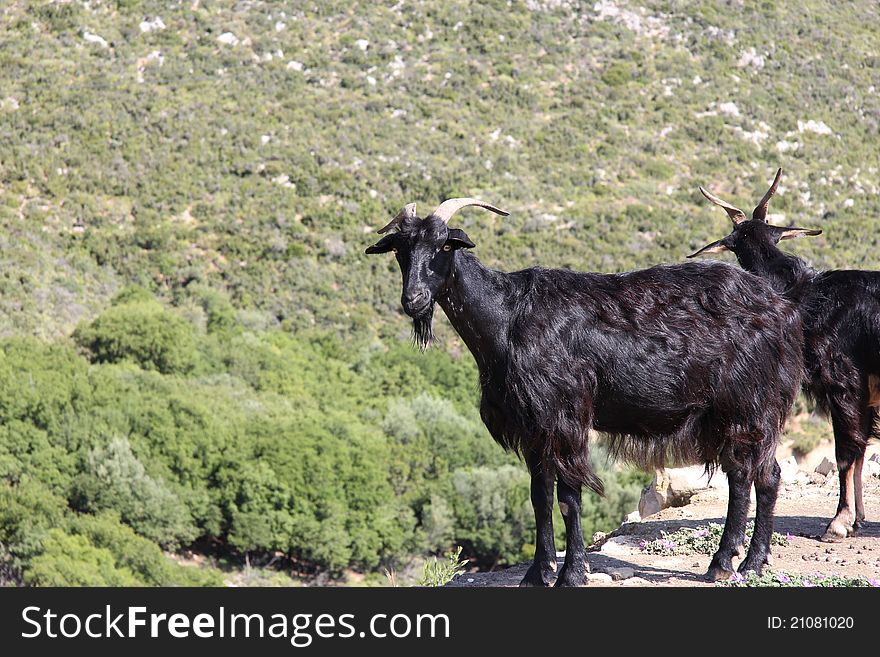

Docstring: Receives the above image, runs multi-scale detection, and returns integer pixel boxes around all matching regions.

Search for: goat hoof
[706,565,734,582]
[820,525,847,543]
[519,563,555,587]
[737,555,767,577]
[553,568,586,587]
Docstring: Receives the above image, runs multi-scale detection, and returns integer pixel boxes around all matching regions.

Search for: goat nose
[404,289,429,308]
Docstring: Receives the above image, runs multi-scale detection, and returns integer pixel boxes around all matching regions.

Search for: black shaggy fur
[369,209,803,585]
[692,172,880,542]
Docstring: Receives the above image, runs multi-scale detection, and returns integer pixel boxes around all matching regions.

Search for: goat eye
[392,248,398,254]
[442,244,452,252]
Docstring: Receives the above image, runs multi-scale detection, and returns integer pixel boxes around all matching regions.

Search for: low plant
[639,522,790,556]
[718,570,880,588]
[419,546,468,587]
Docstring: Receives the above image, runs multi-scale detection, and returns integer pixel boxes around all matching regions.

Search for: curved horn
[699,186,748,225]
[752,167,782,222]
[430,197,509,224]
[377,202,417,234]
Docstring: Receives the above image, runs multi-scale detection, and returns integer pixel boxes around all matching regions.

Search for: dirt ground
[449,470,880,587]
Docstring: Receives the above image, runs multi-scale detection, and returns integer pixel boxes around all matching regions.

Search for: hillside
[1,0,879,585]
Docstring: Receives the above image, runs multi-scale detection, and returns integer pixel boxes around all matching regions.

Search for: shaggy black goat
[691,168,877,542]
[367,198,803,584]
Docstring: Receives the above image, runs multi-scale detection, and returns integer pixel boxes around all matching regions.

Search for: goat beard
[411,305,435,352]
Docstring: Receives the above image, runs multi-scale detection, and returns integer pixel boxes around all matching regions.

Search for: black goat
[368,198,803,584]
[691,168,877,542]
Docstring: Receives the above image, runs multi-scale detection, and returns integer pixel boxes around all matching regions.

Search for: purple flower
[868,579,879,588]
[785,533,793,542]
[730,572,745,584]
[803,579,815,588]
[693,529,709,539]
[661,539,677,551]
[639,541,647,552]
[777,573,791,584]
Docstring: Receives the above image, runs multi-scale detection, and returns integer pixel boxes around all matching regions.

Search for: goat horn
[430,197,509,224]
[377,202,417,234]
[699,186,748,225]
[752,167,782,222]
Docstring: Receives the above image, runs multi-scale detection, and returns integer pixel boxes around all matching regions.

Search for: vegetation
[0,1,877,585]
[420,546,469,587]
[718,570,879,588]
[639,522,790,556]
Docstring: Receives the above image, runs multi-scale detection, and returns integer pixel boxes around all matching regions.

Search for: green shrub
[74,300,198,374]
[420,546,468,587]
[24,529,141,587]
[71,437,198,548]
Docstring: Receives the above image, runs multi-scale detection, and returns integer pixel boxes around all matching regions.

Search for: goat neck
[437,250,510,372]
[734,239,813,300]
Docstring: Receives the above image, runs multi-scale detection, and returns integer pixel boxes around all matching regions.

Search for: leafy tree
[73,300,198,374]
[71,437,198,548]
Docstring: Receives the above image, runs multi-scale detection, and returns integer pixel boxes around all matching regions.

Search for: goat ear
[365,234,396,254]
[687,239,730,258]
[778,227,822,241]
[445,228,475,250]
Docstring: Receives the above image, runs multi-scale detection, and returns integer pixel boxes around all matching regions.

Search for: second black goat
[691,168,877,542]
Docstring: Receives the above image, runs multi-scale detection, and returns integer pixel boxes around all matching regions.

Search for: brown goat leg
[822,457,857,542]
[822,411,862,542]
[854,453,865,527]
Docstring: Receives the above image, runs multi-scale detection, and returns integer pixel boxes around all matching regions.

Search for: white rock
[639,466,725,518]
[737,47,765,70]
[83,32,108,48]
[355,39,369,51]
[217,32,239,46]
[719,101,740,117]
[815,456,836,476]
[624,511,641,523]
[864,458,880,477]
[798,119,833,136]
[776,140,801,153]
[287,60,304,72]
[621,576,650,586]
[139,17,166,33]
[779,456,801,483]
[586,573,613,584]
[600,536,640,556]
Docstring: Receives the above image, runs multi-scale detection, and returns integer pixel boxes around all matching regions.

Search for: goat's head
[365,198,508,350]
[688,168,821,259]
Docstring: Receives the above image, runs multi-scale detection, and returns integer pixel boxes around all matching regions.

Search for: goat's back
[497,260,803,481]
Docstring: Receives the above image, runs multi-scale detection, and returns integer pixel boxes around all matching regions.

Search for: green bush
[24,529,141,587]
[74,300,198,374]
[446,465,533,567]
[71,437,198,548]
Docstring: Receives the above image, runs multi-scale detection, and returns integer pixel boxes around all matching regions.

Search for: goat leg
[519,455,558,587]
[554,478,588,587]
[739,459,780,575]
[707,467,751,581]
